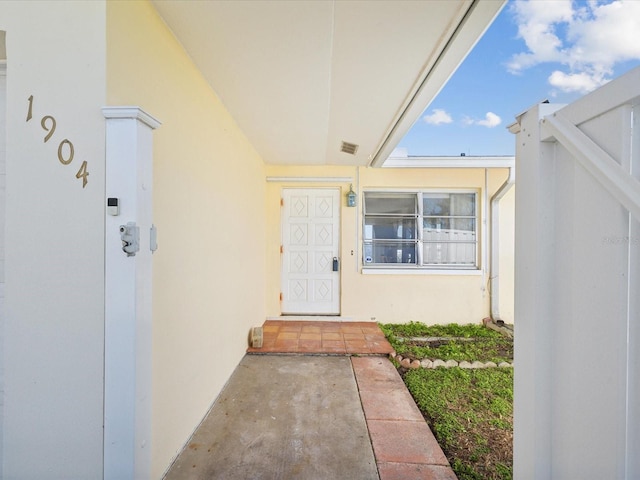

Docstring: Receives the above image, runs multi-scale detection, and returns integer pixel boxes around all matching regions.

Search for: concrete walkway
[164,354,456,480]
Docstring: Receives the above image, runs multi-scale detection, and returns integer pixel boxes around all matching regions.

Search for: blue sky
[397,0,640,157]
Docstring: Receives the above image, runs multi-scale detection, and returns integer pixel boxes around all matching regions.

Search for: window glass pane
[364,217,416,240]
[364,193,416,215]
[451,193,475,216]
[451,217,475,233]
[423,193,475,216]
[363,242,416,264]
[363,190,477,268]
[423,193,451,216]
[423,218,475,235]
[423,242,476,265]
[424,217,450,230]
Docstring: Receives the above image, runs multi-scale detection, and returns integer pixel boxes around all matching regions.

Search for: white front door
[281,188,340,315]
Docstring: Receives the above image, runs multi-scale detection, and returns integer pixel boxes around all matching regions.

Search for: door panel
[281,188,340,315]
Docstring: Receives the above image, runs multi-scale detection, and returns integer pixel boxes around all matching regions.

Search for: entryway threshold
[248,320,394,355]
[266,315,359,322]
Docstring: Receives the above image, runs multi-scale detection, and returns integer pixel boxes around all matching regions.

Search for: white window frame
[362,189,479,272]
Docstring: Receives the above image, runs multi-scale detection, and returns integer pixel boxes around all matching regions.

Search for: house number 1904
[26,95,89,188]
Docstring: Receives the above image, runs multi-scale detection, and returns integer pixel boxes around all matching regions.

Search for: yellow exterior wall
[266,165,514,325]
[107,2,266,476]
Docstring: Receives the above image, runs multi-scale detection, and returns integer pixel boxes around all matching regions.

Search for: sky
[397,0,640,157]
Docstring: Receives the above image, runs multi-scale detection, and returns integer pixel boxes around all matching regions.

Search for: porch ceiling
[151,0,504,166]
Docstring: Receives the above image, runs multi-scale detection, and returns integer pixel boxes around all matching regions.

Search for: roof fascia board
[383,156,514,169]
[369,0,507,168]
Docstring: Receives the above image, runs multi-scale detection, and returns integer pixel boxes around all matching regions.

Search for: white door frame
[281,187,341,315]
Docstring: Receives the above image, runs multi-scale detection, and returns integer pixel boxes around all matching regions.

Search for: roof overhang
[384,155,515,169]
[152,0,505,166]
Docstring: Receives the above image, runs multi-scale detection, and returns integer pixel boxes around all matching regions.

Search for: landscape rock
[410,360,421,369]
[420,359,433,369]
[445,360,459,368]
[432,359,446,368]
[485,362,497,368]
[459,361,472,369]
[471,361,486,369]
[400,358,411,368]
[498,362,511,368]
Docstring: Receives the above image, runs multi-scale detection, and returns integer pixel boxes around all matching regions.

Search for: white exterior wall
[514,67,640,479]
[0,52,6,476]
[497,186,515,322]
[0,3,107,479]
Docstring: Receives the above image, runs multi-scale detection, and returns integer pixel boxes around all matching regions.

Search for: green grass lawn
[381,322,514,480]
[379,321,513,364]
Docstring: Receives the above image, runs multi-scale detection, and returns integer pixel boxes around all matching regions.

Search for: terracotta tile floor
[247,320,395,355]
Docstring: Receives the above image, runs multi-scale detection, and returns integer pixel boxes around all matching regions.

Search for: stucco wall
[107,2,267,477]
[0,2,107,478]
[498,186,515,322]
[265,165,514,325]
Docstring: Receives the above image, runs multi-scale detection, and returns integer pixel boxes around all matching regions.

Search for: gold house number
[26,95,89,188]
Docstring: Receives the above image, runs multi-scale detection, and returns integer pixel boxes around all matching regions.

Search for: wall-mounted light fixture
[346,184,357,207]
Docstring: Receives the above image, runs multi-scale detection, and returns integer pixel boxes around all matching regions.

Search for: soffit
[151,0,504,166]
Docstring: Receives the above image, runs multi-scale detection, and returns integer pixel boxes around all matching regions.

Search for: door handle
[332,257,339,272]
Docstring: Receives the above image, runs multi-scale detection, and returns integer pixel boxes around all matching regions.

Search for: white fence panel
[514,66,640,479]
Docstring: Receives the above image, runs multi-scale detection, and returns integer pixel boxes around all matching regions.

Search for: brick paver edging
[351,356,458,480]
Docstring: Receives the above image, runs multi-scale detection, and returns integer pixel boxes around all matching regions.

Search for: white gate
[513,66,640,479]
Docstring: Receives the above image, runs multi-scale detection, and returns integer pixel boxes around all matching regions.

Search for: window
[363,191,477,268]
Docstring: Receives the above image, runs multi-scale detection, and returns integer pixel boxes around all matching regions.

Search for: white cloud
[464,112,502,128]
[507,0,573,73]
[508,0,640,93]
[548,70,607,94]
[478,112,502,127]
[422,109,453,125]
[567,1,640,68]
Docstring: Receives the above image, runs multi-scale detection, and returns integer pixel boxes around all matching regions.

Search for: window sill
[361,267,483,276]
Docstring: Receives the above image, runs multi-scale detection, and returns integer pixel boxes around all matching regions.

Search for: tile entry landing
[247,320,394,355]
